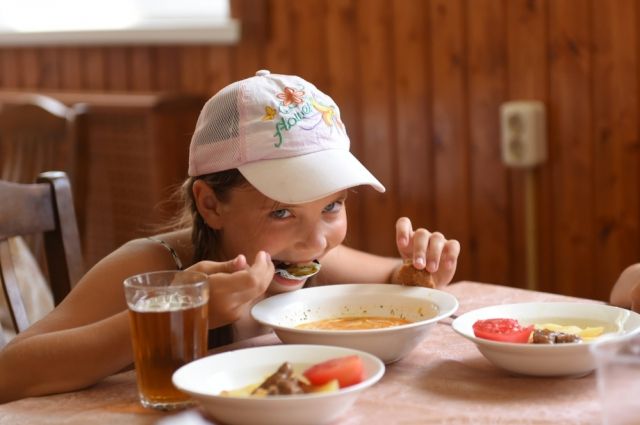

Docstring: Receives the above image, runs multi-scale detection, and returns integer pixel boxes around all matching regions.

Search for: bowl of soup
[452,302,640,377]
[251,283,459,363]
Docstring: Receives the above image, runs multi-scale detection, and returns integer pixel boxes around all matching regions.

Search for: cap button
[255,69,271,77]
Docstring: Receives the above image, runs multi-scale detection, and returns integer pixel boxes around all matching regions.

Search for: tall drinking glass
[591,333,640,425]
[124,270,209,410]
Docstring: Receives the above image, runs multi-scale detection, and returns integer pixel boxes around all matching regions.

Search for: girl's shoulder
[115,228,194,271]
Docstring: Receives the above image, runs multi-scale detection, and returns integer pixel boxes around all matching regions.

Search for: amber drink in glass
[124,270,208,410]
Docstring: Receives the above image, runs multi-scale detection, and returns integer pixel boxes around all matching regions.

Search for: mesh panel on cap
[190,84,244,175]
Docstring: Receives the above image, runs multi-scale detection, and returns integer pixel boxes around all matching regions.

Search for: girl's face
[215,185,348,293]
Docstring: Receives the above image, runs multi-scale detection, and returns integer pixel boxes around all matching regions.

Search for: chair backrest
[0,93,87,184]
[0,171,84,337]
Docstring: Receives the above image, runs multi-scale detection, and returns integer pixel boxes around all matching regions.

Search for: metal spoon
[274,261,321,280]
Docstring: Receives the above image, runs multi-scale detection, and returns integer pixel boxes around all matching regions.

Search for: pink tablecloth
[0,282,604,425]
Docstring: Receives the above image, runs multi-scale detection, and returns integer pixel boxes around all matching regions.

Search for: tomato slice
[303,355,364,388]
[472,318,534,343]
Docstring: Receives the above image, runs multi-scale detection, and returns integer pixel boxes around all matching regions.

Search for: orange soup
[296,316,412,330]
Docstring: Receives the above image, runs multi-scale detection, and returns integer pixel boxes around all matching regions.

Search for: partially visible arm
[317,218,460,287]
[0,311,132,403]
[315,244,401,285]
[610,264,640,312]
[0,237,182,403]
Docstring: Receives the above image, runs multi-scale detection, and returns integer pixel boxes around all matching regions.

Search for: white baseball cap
[188,70,385,204]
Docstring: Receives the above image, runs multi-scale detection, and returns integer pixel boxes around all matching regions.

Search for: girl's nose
[294,222,328,254]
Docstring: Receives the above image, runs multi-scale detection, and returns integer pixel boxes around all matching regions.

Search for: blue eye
[323,201,343,213]
[270,209,292,219]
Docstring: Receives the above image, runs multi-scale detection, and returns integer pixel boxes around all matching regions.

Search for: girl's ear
[192,180,224,229]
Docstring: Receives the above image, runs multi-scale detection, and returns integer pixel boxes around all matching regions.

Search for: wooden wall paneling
[325,0,364,250]
[129,47,153,91]
[153,47,182,91]
[84,48,107,90]
[1,49,22,88]
[2,49,22,88]
[290,0,328,88]
[230,0,268,79]
[467,0,511,285]
[505,0,550,291]
[204,47,234,94]
[391,1,434,237]
[21,48,39,89]
[73,94,205,266]
[263,0,294,74]
[105,47,130,91]
[147,97,207,225]
[39,48,61,89]
[355,0,397,257]
[591,0,640,301]
[59,48,83,90]
[548,0,594,299]
[180,46,208,94]
[429,0,472,280]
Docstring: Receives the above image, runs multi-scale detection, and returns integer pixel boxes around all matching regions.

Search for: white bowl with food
[452,302,640,377]
[172,344,384,425]
[251,283,459,363]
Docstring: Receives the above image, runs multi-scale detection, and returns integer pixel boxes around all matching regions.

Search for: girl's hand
[185,251,274,328]
[395,217,460,287]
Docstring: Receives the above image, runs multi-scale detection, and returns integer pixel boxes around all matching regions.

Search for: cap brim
[237,149,385,204]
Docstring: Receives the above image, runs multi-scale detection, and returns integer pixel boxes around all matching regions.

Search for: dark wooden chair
[0,93,88,185]
[0,171,84,343]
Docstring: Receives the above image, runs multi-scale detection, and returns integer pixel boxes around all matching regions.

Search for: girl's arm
[0,237,183,403]
[317,218,460,287]
[610,263,640,312]
[0,234,274,403]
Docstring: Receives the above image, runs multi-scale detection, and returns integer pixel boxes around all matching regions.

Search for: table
[0,282,604,424]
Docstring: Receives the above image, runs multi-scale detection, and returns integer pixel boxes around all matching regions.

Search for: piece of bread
[395,262,436,288]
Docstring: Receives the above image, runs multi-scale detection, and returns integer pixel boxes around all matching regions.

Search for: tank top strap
[147,237,184,270]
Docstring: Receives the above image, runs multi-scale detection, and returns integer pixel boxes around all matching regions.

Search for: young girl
[0,70,460,403]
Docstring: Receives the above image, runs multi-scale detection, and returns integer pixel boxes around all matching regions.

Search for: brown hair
[177,169,248,263]
[178,169,248,348]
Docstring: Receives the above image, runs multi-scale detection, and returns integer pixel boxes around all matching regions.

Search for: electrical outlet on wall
[500,101,547,168]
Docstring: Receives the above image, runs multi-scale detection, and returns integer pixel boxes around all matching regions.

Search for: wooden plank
[59,48,83,90]
[391,1,434,239]
[105,47,130,91]
[153,46,181,91]
[180,46,208,94]
[263,0,294,74]
[355,0,397,256]
[505,0,550,291]
[83,48,107,90]
[205,47,233,93]
[429,0,472,280]
[21,48,39,88]
[591,0,640,301]
[467,0,511,285]
[229,0,267,80]
[1,49,21,88]
[324,0,364,250]
[39,48,60,89]
[290,0,328,88]
[129,47,153,91]
[548,0,593,298]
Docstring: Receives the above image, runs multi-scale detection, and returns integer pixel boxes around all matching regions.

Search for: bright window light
[0,0,237,45]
